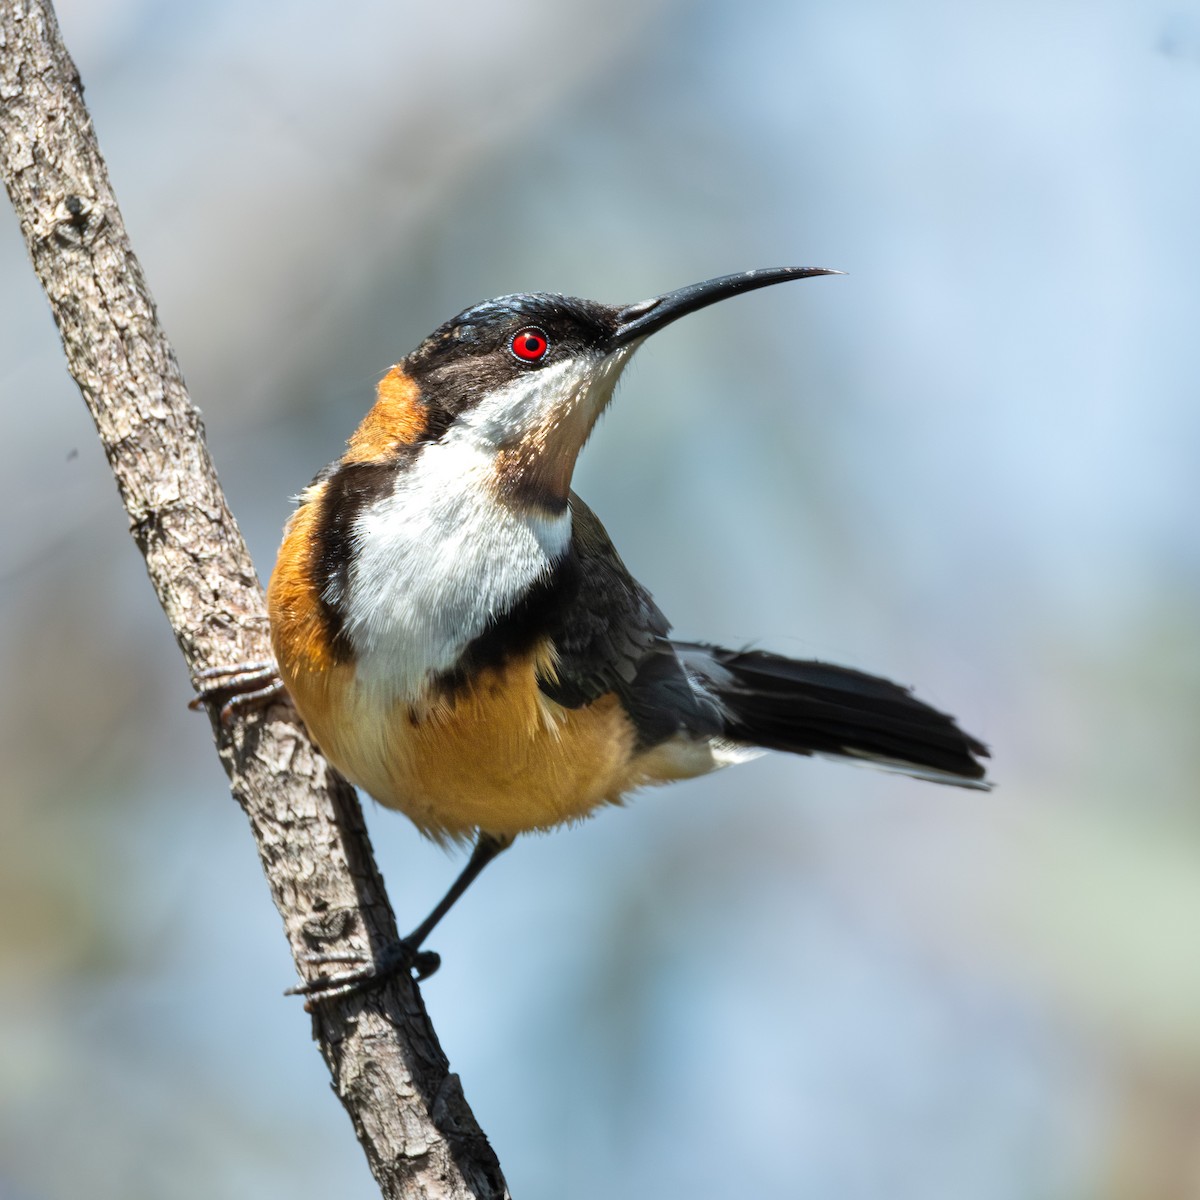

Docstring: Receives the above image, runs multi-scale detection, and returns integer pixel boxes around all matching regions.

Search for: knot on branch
[51,191,101,246]
[302,904,358,946]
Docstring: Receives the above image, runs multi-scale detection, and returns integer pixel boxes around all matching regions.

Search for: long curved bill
[611,266,842,348]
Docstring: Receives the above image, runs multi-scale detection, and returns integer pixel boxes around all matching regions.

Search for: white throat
[344,434,571,700]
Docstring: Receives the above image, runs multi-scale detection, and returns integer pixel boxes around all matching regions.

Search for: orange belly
[281,649,639,842]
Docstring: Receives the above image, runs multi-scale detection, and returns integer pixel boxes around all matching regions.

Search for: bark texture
[0,3,510,1196]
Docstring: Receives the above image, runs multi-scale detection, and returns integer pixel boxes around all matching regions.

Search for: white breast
[344,434,571,701]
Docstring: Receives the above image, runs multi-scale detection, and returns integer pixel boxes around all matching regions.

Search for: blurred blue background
[2,1,1198,1196]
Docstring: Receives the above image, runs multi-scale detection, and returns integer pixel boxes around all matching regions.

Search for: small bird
[197,267,989,994]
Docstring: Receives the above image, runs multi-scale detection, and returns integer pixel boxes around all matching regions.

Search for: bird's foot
[189,660,286,724]
[285,940,442,1007]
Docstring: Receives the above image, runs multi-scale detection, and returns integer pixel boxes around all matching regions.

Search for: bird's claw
[286,941,442,1007]
[189,660,285,724]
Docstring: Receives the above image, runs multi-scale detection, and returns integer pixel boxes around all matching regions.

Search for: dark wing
[537,494,669,708]
[534,499,989,786]
[538,495,725,747]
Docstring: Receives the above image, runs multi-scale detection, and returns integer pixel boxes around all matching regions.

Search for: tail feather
[675,642,990,789]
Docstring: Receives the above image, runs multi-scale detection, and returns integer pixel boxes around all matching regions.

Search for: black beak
[610,266,842,348]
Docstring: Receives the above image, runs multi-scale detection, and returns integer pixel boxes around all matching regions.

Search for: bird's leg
[189,660,286,723]
[288,832,514,1003]
[401,831,514,953]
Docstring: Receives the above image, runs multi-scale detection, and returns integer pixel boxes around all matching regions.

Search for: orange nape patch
[267,480,342,678]
[342,366,428,464]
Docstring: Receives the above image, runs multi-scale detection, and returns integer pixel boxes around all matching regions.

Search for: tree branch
[0,3,509,1196]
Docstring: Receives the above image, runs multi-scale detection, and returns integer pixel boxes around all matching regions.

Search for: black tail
[676,642,990,789]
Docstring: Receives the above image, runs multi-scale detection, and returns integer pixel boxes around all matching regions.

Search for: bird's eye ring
[510,327,550,363]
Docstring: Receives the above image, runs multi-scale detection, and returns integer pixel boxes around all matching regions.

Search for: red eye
[510,327,549,362]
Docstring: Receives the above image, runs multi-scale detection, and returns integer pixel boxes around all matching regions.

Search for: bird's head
[353,267,840,512]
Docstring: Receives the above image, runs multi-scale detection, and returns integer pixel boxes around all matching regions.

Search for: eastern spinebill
[195,266,989,997]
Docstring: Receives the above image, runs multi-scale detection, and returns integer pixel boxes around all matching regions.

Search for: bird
[195,266,989,996]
